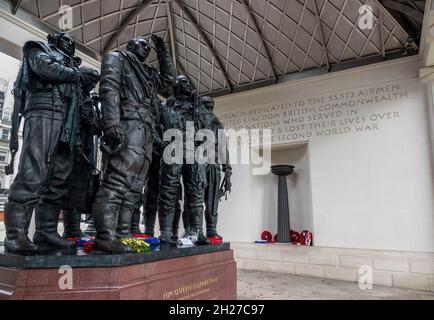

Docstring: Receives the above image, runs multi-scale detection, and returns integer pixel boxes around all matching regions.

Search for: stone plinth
[0,243,237,300]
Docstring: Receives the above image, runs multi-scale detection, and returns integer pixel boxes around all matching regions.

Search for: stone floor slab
[237,270,434,300]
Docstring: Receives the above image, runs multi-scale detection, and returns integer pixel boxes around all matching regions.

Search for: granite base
[0,243,237,300]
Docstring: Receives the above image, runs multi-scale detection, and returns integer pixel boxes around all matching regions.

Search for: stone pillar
[419,68,434,171]
[419,0,434,173]
[427,82,434,166]
[271,165,294,244]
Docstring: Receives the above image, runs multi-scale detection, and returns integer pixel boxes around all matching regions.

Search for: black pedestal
[271,165,295,244]
[0,243,231,269]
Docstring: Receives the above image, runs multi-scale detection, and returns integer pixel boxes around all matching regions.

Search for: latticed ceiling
[7,0,425,96]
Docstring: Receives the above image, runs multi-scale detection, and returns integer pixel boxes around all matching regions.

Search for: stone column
[419,0,434,173]
[271,165,294,243]
[420,68,434,171]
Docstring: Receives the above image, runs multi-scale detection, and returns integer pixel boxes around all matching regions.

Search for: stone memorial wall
[214,57,434,253]
[218,82,407,143]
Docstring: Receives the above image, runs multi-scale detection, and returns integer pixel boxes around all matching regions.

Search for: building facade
[0,67,18,211]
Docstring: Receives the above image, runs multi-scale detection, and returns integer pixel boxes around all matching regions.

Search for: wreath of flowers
[67,237,95,252]
[261,231,274,243]
[66,236,161,253]
[143,237,161,251]
[132,234,153,239]
[207,236,223,245]
[260,230,313,246]
[120,238,151,253]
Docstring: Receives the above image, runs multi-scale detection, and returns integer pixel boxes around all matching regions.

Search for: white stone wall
[215,56,434,253]
[232,242,434,292]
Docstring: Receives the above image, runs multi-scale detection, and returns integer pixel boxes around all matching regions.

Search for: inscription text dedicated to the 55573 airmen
[218,81,408,144]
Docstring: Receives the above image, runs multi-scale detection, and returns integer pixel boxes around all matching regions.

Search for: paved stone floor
[237,270,434,300]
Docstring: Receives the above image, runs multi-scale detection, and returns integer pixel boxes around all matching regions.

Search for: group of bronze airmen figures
[2,31,232,254]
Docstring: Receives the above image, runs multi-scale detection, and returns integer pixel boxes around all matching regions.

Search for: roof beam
[374,0,419,49]
[103,0,154,55]
[11,0,23,15]
[172,0,234,92]
[166,1,199,93]
[379,10,386,58]
[165,1,197,92]
[240,0,278,82]
[166,0,177,70]
[382,0,424,23]
[312,0,331,71]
